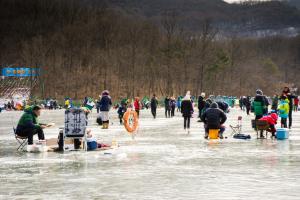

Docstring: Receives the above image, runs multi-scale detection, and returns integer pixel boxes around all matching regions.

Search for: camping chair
[62,108,88,151]
[253,120,270,139]
[13,127,28,151]
[230,116,242,136]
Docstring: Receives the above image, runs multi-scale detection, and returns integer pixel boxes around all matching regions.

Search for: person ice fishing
[259,113,278,138]
[181,91,194,133]
[278,96,289,128]
[201,102,227,139]
[150,94,158,119]
[198,93,206,121]
[15,105,51,145]
[253,89,269,138]
[99,90,112,129]
[281,86,295,129]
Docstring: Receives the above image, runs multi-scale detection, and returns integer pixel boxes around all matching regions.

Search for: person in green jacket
[278,96,290,128]
[16,105,46,145]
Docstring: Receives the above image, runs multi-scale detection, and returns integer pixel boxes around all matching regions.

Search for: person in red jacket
[294,96,299,112]
[259,113,278,138]
[134,97,142,117]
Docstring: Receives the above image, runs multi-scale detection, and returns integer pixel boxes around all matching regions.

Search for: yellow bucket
[209,129,220,139]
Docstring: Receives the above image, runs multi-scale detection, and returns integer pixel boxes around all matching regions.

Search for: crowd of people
[11,86,300,149]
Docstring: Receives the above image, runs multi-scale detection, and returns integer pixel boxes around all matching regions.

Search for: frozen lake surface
[1,108,300,199]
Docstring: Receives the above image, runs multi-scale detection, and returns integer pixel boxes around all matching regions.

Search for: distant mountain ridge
[107,0,300,37]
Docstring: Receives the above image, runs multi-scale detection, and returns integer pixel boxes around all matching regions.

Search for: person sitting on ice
[16,105,52,145]
[259,112,278,138]
[201,102,227,139]
[86,129,111,151]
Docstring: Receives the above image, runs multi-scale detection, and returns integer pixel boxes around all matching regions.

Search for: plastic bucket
[209,129,219,139]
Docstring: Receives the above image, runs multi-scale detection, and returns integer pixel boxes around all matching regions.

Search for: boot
[260,131,265,139]
[219,133,224,139]
[204,132,208,140]
[102,123,107,129]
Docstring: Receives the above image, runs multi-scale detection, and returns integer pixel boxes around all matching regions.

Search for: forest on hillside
[0,0,300,100]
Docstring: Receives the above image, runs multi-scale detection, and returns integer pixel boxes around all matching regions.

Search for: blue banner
[1,68,40,77]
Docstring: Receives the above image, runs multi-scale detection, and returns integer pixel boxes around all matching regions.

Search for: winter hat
[210,102,219,109]
[201,92,206,98]
[102,90,109,96]
[256,89,263,95]
[183,91,191,100]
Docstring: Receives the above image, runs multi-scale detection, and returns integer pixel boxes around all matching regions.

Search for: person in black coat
[150,94,158,119]
[281,86,296,129]
[245,96,251,115]
[198,93,206,120]
[164,96,171,118]
[201,102,227,139]
[181,92,194,132]
[216,101,229,113]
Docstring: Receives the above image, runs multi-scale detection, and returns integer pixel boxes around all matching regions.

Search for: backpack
[253,101,264,116]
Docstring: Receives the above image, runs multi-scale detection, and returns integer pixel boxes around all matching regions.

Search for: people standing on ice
[239,97,243,110]
[150,94,158,119]
[15,105,48,145]
[164,96,171,118]
[117,102,127,125]
[278,96,289,128]
[245,96,251,115]
[253,89,269,138]
[99,90,112,129]
[201,102,227,139]
[177,96,182,112]
[7,101,12,110]
[181,91,194,133]
[53,100,58,110]
[134,97,142,117]
[281,86,295,129]
[198,93,206,120]
[96,96,101,113]
[271,94,279,113]
[170,97,176,117]
[259,113,278,138]
[294,96,299,112]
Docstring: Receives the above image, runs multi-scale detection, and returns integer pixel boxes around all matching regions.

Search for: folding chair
[61,108,88,151]
[230,116,242,135]
[254,120,270,139]
[13,127,28,151]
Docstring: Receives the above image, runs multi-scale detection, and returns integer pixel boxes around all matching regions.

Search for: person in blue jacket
[99,90,112,129]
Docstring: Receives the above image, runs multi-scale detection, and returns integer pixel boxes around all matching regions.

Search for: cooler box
[276,128,289,140]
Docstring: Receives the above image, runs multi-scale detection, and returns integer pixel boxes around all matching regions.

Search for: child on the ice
[117,103,127,125]
[259,112,278,138]
[86,130,111,150]
[278,96,289,128]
